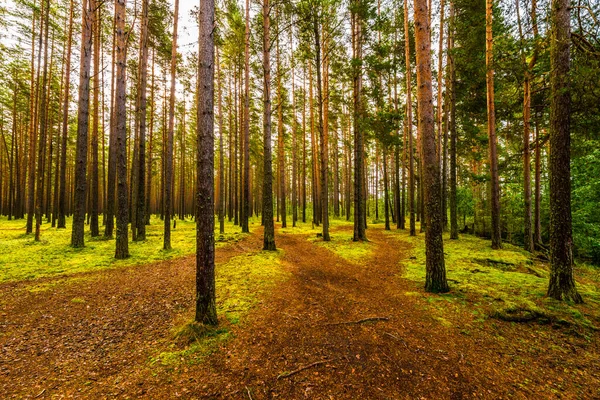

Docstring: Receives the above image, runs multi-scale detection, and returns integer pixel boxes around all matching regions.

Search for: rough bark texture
[195,0,218,324]
[71,0,93,248]
[242,0,250,233]
[404,0,416,237]
[547,0,582,303]
[352,5,366,242]
[486,0,502,249]
[56,0,74,229]
[315,16,330,241]
[114,0,129,259]
[164,0,179,250]
[414,0,449,294]
[90,0,100,237]
[448,3,458,240]
[135,0,149,241]
[262,0,276,251]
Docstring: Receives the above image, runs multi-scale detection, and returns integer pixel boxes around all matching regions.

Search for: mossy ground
[0,216,259,283]
[385,225,600,334]
[151,248,288,367]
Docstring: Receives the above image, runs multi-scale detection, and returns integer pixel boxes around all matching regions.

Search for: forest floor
[1,220,599,399]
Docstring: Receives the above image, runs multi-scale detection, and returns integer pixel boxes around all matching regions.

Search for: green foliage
[0,216,259,283]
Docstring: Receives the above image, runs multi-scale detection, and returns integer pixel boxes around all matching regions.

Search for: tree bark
[448,2,458,240]
[71,0,93,247]
[404,0,416,237]
[547,0,582,303]
[114,0,129,259]
[486,0,502,249]
[262,0,276,250]
[195,0,218,324]
[414,0,449,293]
[164,0,179,249]
[241,0,250,233]
[315,15,329,241]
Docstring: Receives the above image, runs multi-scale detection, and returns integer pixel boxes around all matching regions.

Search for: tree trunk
[241,0,250,233]
[195,0,218,324]
[315,15,329,241]
[352,5,366,241]
[105,5,118,237]
[133,0,149,241]
[217,47,225,234]
[262,0,276,250]
[415,0,449,293]
[404,0,416,237]
[114,0,129,259]
[164,0,179,249]
[277,18,287,229]
[448,2,458,240]
[486,0,501,249]
[71,0,93,247]
[90,0,100,237]
[546,0,582,303]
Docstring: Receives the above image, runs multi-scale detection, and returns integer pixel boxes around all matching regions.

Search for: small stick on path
[323,316,390,326]
[277,358,337,380]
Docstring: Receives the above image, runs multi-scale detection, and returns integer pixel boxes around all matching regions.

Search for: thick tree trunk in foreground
[414,0,449,293]
[114,0,129,259]
[196,0,218,325]
[71,0,93,248]
[262,0,276,250]
[547,0,582,303]
[486,0,502,249]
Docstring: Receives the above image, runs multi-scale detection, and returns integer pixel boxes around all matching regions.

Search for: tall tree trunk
[217,47,225,234]
[315,15,329,241]
[71,0,93,247]
[26,0,40,235]
[146,48,155,224]
[195,0,217,324]
[135,0,149,240]
[486,0,501,249]
[437,0,447,229]
[534,117,542,244]
[262,0,276,250]
[104,5,118,237]
[352,3,366,241]
[164,0,179,249]
[34,0,51,242]
[277,18,287,229]
[90,0,100,237]
[241,0,250,233]
[302,63,307,223]
[58,0,74,229]
[546,0,582,303]
[448,2,458,240]
[114,0,129,259]
[414,0,449,293]
[291,28,298,227]
[404,0,416,237]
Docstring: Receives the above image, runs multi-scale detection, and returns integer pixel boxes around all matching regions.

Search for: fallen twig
[383,332,409,349]
[245,386,253,400]
[35,389,46,398]
[324,316,390,326]
[277,358,337,380]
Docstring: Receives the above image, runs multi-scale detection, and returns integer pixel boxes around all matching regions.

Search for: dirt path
[1,226,598,399]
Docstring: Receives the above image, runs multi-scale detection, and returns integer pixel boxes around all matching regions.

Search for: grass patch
[388,229,600,332]
[0,216,259,283]
[309,233,373,264]
[151,248,289,367]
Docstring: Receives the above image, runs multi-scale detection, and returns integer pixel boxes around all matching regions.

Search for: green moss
[309,233,373,264]
[387,229,600,332]
[0,216,259,283]
[150,248,289,367]
[70,297,86,304]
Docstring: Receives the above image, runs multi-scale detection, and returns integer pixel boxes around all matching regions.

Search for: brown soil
[1,226,598,399]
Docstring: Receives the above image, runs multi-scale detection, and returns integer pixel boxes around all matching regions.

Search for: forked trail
[0,227,597,398]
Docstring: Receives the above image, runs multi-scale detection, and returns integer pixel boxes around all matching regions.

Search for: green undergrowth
[150,249,288,367]
[0,216,258,284]
[388,229,600,334]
